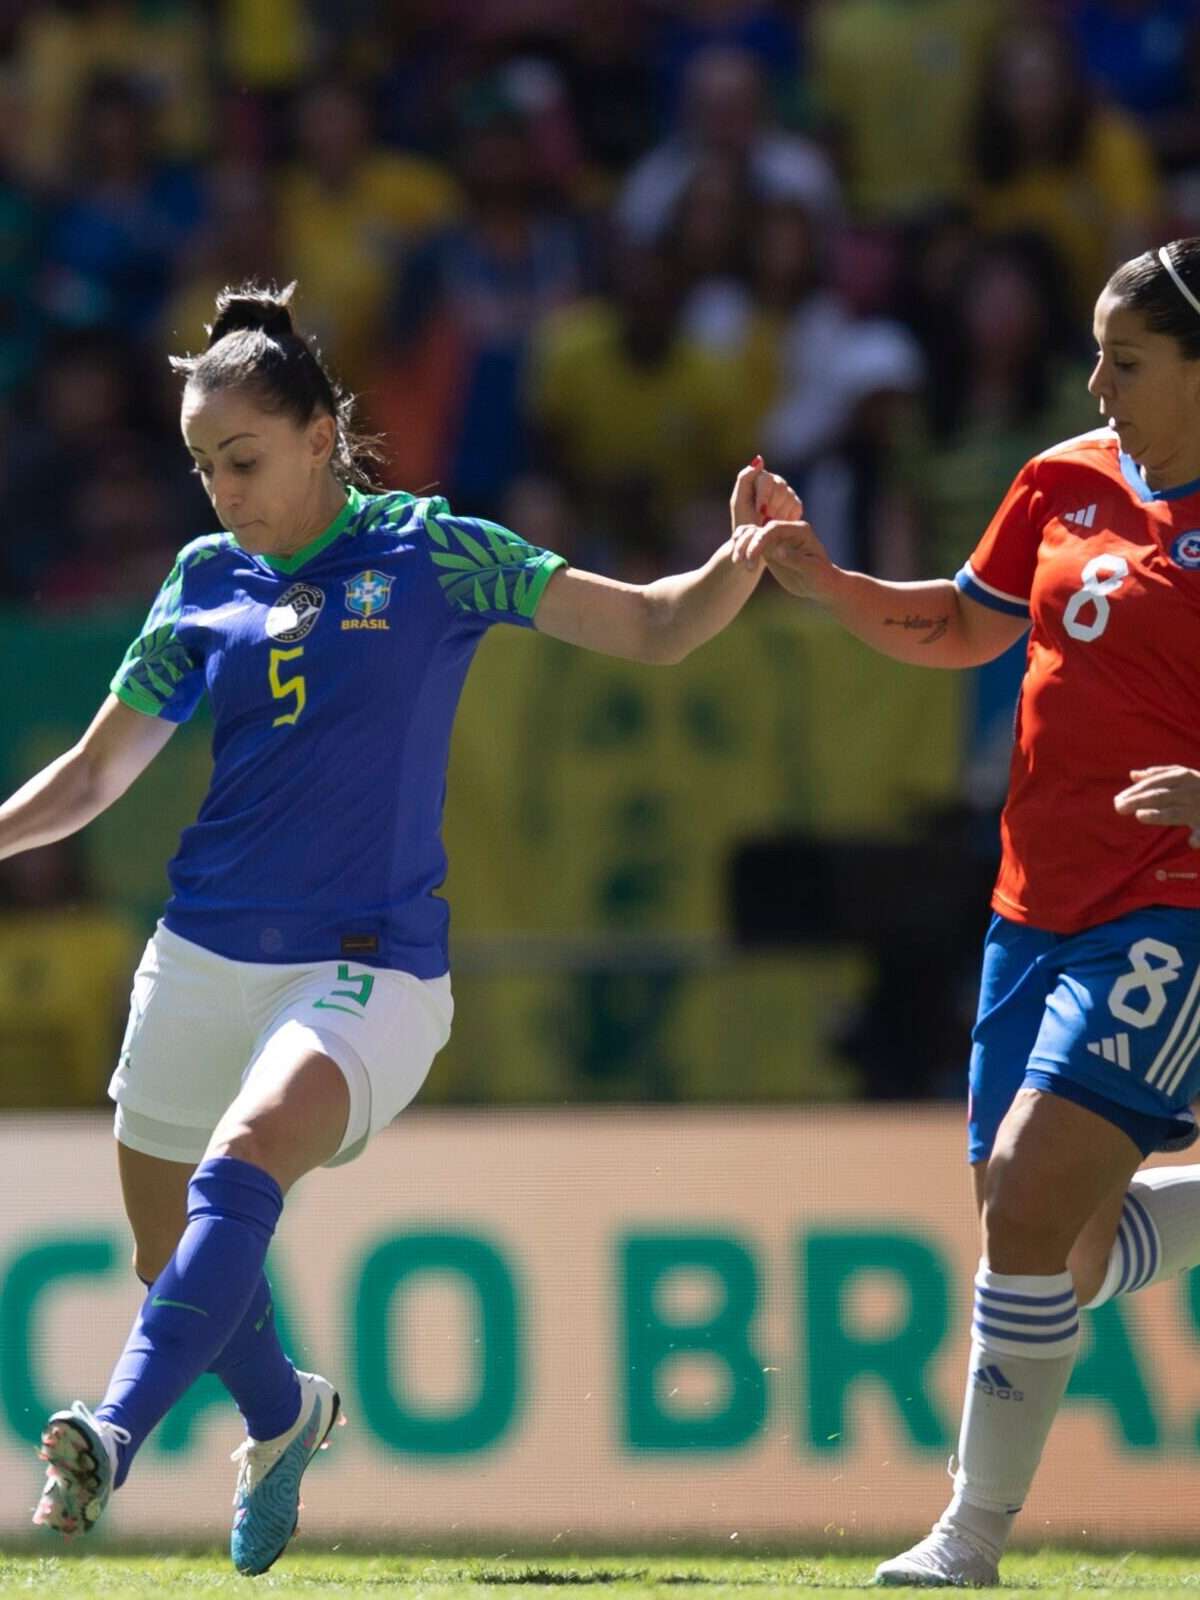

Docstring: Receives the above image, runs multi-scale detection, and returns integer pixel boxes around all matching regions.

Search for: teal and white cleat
[33,1401,129,1538]
[874,1525,999,1587]
[229,1370,341,1576]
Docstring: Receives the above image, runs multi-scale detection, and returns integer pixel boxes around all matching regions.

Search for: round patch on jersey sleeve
[265,583,325,641]
[1170,531,1200,569]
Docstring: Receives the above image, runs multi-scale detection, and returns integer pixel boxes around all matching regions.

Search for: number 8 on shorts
[1031,910,1200,1120]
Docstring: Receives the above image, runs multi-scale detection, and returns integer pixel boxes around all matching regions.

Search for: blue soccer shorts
[968,906,1200,1163]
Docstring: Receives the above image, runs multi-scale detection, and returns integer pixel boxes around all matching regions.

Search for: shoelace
[68,1403,131,1463]
[229,1434,286,1498]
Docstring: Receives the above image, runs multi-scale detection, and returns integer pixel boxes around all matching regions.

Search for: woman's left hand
[1114,766,1200,847]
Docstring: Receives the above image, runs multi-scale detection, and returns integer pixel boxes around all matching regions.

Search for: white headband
[1159,246,1200,317]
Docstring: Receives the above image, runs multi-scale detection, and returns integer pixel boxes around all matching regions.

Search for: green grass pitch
[1,1551,1199,1597]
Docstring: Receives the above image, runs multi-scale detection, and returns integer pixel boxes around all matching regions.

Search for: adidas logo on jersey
[1063,504,1098,528]
[973,1363,1023,1401]
[1087,1033,1131,1069]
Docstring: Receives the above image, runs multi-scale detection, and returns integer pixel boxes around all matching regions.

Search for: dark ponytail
[169,281,383,488]
[1106,238,1200,362]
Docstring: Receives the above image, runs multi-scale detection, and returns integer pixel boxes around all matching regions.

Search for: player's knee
[981,1154,1072,1271]
[982,1186,1073,1272]
[206,1122,297,1190]
[208,1121,268,1168]
[131,1236,177,1284]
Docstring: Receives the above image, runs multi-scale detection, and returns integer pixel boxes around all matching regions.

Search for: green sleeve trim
[111,677,165,717]
[521,553,567,618]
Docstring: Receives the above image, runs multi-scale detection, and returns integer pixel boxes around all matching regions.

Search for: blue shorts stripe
[1145,964,1200,1091]
[1164,1017,1200,1098]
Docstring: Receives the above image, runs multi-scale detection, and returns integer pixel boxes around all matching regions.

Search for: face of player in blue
[181,385,346,557]
[1089,288,1200,491]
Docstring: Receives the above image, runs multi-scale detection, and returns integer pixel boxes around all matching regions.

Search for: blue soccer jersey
[111,488,566,975]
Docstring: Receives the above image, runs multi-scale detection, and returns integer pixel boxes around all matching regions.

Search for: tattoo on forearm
[883,614,949,645]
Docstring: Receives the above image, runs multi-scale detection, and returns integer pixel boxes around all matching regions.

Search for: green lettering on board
[621,1232,765,1450]
[354,1232,520,1454]
[804,1229,952,1453]
[0,1235,119,1445]
[1066,1298,1158,1449]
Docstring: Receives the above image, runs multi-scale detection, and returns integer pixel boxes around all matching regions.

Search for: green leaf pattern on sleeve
[424,505,563,620]
[111,540,220,717]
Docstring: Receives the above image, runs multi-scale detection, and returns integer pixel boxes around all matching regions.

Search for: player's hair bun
[171,277,383,488]
[207,282,297,348]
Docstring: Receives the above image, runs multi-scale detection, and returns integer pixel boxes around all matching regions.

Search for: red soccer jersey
[958,427,1200,934]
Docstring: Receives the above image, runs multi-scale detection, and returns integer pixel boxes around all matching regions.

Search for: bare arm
[0,694,177,862]
[532,461,796,664]
[824,572,1028,667]
[731,518,1029,669]
[533,543,762,664]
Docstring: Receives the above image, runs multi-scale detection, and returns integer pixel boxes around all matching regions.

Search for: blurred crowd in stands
[0,0,1198,1107]
[0,0,1194,608]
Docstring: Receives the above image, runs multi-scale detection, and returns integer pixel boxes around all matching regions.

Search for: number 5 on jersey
[269,646,306,726]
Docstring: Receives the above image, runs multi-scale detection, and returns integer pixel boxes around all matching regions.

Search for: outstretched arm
[533,461,798,664]
[534,546,760,664]
[0,695,176,862]
[731,518,1029,669]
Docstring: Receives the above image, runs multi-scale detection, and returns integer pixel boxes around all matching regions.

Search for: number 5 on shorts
[314,964,376,1016]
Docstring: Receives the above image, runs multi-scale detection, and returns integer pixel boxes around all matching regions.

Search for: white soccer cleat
[874,1525,999,1588]
[33,1401,130,1538]
[229,1369,341,1576]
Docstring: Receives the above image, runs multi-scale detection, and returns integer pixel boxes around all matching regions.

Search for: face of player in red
[181,385,344,557]
[1089,288,1200,491]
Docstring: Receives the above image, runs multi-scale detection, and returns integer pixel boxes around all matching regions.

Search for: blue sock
[210,1275,301,1443]
[133,1269,301,1444]
[97,1156,283,1487]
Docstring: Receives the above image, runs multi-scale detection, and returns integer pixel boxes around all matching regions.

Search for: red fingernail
[750,454,763,469]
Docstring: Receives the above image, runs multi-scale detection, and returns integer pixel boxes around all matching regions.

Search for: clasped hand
[727,460,840,603]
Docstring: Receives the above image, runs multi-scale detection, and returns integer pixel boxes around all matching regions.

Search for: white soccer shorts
[109,921,452,1167]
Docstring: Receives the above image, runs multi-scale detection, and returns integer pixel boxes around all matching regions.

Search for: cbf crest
[343,569,393,630]
[1171,531,1200,569]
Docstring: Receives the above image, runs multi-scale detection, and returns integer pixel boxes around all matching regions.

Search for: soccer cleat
[874,1525,1000,1587]
[32,1401,130,1537]
[229,1369,340,1576]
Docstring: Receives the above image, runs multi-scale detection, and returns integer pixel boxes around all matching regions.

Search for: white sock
[943,1264,1079,1556]
[938,1487,1013,1562]
[1084,1165,1200,1309]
